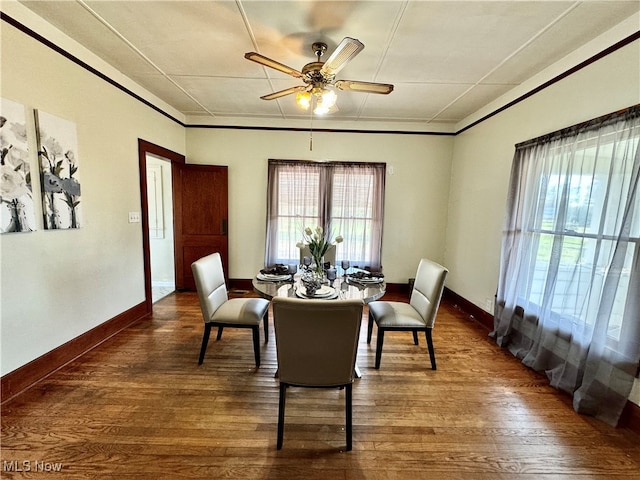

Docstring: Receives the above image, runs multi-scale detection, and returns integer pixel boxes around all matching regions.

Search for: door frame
[138,139,185,314]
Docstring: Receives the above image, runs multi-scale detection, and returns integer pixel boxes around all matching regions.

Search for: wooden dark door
[173,164,228,290]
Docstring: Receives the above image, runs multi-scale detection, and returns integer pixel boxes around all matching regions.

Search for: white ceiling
[16,1,640,128]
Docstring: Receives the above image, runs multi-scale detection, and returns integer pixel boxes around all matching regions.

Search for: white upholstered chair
[272,297,364,450]
[367,258,448,370]
[299,244,336,267]
[191,252,270,367]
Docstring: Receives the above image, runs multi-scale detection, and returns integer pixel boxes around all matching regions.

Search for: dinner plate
[296,285,338,299]
[257,273,291,282]
[348,276,384,284]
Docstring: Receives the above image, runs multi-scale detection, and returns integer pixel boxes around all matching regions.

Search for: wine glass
[302,256,311,269]
[341,259,350,277]
[327,268,337,286]
[288,263,297,281]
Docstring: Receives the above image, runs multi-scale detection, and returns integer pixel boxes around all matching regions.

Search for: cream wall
[0,8,185,375]
[185,128,453,283]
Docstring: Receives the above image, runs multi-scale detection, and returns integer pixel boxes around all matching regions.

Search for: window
[493,106,640,425]
[265,159,385,269]
[522,132,640,341]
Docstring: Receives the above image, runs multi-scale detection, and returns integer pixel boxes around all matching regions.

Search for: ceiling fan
[244,37,394,114]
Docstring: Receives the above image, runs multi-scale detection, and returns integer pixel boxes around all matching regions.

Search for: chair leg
[367,311,374,344]
[198,324,212,365]
[412,330,419,345]
[375,329,384,369]
[277,383,287,450]
[263,310,269,343]
[216,326,224,340]
[345,383,353,451]
[425,328,436,370]
[252,326,261,367]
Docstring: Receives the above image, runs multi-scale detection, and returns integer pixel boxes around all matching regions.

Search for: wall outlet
[128,212,141,223]
[484,297,494,312]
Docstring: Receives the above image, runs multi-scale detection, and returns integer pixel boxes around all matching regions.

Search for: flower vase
[313,255,325,278]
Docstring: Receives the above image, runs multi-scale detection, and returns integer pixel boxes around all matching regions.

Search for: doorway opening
[138,139,185,314]
[146,153,175,303]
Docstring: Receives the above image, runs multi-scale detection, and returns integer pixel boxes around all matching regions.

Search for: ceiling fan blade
[320,37,364,77]
[334,80,394,94]
[260,85,308,100]
[245,52,303,79]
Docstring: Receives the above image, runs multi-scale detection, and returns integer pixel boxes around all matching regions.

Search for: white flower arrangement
[297,226,343,270]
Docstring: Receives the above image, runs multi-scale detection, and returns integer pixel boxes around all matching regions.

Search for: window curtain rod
[268,159,386,169]
[516,104,640,149]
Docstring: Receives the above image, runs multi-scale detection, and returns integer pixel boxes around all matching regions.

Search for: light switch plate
[128,212,141,223]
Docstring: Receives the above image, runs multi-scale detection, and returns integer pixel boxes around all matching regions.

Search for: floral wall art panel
[35,110,82,230]
[1,98,36,234]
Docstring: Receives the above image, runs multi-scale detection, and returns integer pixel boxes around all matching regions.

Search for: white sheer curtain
[325,163,385,269]
[492,106,640,425]
[265,159,385,269]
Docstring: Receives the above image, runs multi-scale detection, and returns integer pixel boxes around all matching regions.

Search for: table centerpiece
[297,226,342,296]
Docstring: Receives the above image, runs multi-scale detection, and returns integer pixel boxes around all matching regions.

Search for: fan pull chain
[309,103,314,151]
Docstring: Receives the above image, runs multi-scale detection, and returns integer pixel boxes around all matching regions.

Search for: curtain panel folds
[492,105,640,425]
[265,159,385,269]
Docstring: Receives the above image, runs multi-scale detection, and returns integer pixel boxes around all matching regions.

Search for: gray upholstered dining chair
[299,244,336,266]
[272,297,364,451]
[367,258,448,370]
[191,252,270,367]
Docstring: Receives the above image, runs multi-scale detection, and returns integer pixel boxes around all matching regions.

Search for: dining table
[252,268,386,303]
[253,268,386,379]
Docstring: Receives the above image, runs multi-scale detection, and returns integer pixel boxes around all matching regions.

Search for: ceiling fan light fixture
[316,88,337,110]
[245,37,393,114]
[296,90,312,110]
[296,85,337,114]
[314,102,337,115]
[294,86,337,115]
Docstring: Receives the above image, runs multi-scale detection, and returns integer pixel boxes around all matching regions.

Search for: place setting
[342,261,385,286]
[295,284,339,300]
[256,264,295,282]
[296,265,339,299]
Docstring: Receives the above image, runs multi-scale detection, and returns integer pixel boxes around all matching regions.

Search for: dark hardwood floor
[2,290,639,479]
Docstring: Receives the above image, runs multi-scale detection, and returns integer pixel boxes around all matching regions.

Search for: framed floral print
[1,98,36,234]
[35,110,82,230]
